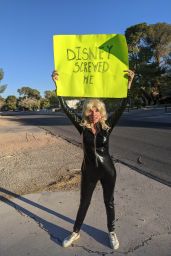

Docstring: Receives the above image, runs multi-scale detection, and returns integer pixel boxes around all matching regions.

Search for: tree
[17,87,31,98]
[125,22,171,105]
[0,69,7,94]
[44,90,59,108]
[40,98,50,109]
[18,98,40,111]
[147,23,171,65]
[17,86,41,99]
[28,89,41,99]
[44,90,56,99]
[0,96,5,110]
[5,95,17,110]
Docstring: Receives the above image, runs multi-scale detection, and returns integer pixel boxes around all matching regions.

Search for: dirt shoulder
[0,116,82,198]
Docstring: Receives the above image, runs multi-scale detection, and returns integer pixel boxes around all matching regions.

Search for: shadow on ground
[0,187,109,248]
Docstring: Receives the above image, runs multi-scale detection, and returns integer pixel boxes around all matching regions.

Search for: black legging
[73,165,116,232]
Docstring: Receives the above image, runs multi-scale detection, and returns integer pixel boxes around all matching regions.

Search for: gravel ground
[0,116,83,198]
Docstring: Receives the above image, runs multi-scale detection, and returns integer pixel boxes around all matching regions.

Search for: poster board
[53,34,128,98]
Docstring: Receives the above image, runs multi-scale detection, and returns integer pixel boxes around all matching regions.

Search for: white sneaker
[108,231,119,250]
[62,232,80,248]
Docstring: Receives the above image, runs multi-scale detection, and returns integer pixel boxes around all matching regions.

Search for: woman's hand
[51,70,59,84]
[124,70,135,89]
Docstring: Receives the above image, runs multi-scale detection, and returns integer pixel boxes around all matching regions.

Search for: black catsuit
[58,90,130,233]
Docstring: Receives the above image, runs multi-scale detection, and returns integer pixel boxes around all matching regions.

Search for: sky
[0,0,171,98]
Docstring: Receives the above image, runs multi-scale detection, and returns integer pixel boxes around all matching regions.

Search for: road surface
[1,107,171,186]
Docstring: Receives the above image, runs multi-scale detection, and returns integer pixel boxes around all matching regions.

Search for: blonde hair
[81,99,110,130]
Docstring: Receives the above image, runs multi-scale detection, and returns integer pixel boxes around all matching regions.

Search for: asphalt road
[2,107,171,186]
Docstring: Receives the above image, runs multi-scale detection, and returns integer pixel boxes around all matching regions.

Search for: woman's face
[88,107,102,124]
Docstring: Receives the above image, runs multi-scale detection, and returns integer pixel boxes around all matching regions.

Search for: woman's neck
[90,122,98,134]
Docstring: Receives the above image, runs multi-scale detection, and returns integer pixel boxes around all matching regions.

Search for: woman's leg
[73,172,98,232]
[100,167,116,232]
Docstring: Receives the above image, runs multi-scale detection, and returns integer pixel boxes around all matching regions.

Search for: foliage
[17,86,41,99]
[125,22,171,105]
[44,90,56,99]
[0,96,5,110]
[0,69,7,94]
[40,98,50,109]
[5,95,17,110]
[147,23,171,65]
[18,98,40,111]
[44,90,59,107]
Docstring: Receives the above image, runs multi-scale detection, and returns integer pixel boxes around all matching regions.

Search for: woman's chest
[83,129,109,147]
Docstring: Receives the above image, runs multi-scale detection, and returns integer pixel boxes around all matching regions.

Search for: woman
[52,69,134,249]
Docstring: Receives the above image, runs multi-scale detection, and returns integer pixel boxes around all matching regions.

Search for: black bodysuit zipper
[94,133,98,167]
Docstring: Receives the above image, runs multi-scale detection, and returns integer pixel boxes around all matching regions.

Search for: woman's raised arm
[51,71,83,134]
[107,70,135,131]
